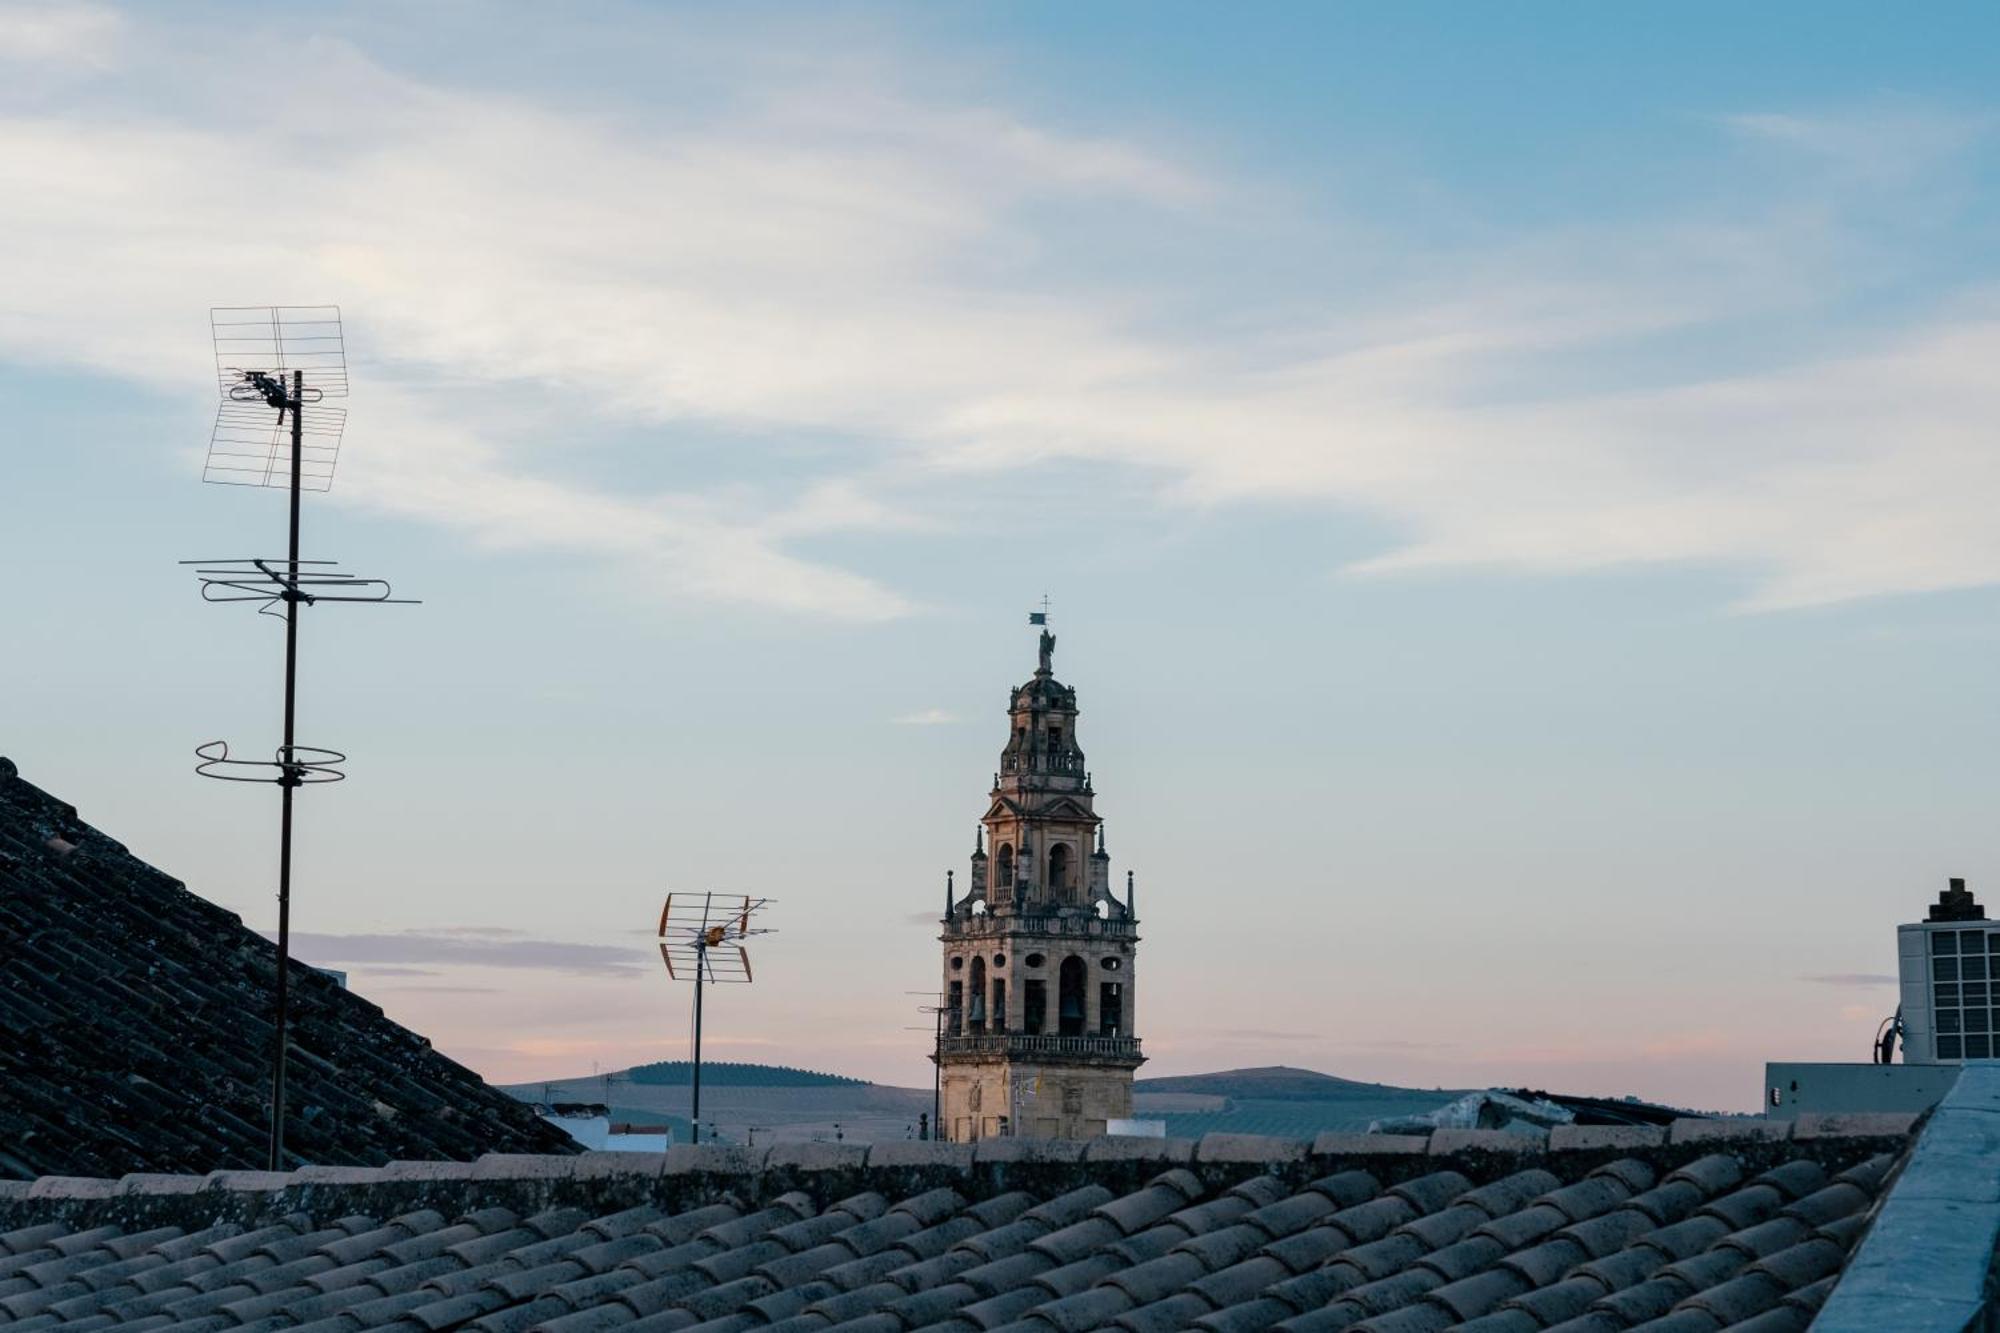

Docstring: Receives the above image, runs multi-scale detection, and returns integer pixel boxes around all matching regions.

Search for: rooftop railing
[943,913,1137,939]
[937,1033,1143,1061]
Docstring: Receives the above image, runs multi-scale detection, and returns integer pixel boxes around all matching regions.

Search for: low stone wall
[1814,1063,2000,1332]
[0,1114,1918,1238]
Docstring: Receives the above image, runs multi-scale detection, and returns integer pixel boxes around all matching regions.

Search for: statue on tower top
[1030,597,1055,674]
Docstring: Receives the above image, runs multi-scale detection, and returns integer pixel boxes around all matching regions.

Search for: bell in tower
[933,609,1144,1142]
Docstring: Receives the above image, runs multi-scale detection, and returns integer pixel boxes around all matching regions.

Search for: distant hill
[501,1061,1464,1145]
[1130,1066,1465,1140]
[624,1060,865,1088]
[1138,1065,1445,1102]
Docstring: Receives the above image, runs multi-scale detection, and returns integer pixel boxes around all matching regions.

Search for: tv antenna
[188,306,416,1171]
[658,892,774,1144]
[906,991,947,1141]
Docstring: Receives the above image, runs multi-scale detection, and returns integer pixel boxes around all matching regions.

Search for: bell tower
[935,615,1142,1141]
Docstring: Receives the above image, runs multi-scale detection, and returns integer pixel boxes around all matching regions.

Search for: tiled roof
[0,1118,1914,1331]
[0,757,577,1180]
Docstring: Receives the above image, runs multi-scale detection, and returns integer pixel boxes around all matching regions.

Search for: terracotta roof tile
[0,765,576,1181]
[0,1100,1916,1333]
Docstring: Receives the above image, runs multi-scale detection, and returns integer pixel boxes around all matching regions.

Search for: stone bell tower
[935,620,1142,1141]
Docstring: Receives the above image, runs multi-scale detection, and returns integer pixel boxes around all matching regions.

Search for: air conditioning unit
[1898,878,1993,1064]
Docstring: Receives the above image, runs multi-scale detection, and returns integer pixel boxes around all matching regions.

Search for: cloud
[0,2,122,67]
[0,19,1995,615]
[1720,105,1994,185]
[284,929,650,978]
[1805,973,1900,988]
[893,709,959,726]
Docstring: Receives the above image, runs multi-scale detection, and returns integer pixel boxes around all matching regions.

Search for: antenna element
[657,893,775,1144]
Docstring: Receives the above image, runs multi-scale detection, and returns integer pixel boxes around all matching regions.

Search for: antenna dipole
[657,892,774,1144]
[189,306,415,1171]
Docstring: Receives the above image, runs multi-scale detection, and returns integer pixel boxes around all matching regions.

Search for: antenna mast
[189,306,415,1171]
[657,892,775,1143]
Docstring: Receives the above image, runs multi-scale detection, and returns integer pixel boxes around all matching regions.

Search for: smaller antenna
[907,990,947,1140]
[658,892,775,1144]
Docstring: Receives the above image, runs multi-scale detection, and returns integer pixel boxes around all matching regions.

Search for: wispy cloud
[0,17,1995,616]
[892,708,959,726]
[1720,104,1994,185]
[285,929,650,978]
[1804,973,1900,988]
[0,2,122,67]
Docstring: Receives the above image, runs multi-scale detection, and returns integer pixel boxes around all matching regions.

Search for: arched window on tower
[1048,844,1072,900]
[996,844,1015,890]
[968,956,988,1034]
[1058,956,1087,1037]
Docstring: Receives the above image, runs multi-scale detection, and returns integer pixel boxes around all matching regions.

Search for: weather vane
[1029,594,1054,671]
[186,306,416,1171]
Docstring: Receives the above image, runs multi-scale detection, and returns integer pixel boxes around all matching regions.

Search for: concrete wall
[1814,1059,2000,1332]
[1763,1061,1960,1119]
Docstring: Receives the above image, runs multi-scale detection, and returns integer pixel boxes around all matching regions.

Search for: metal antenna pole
[933,1006,943,1141]
[691,943,705,1144]
[268,367,305,1171]
[192,308,414,1172]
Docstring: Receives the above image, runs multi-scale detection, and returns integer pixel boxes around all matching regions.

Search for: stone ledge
[1791,1111,1921,1141]
[1548,1125,1666,1152]
[1311,1132,1430,1158]
[202,1169,297,1192]
[375,1160,481,1183]
[1669,1118,1791,1145]
[472,1154,598,1181]
[974,1138,1088,1165]
[114,1174,209,1196]
[292,1164,401,1186]
[764,1143,868,1172]
[865,1142,975,1171]
[0,1117,1922,1214]
[26,1176,120,1200]
[663,1144,770,1176]
[1196,1134,1309,1165]
[1082,1137,1196,1165]
[570,1151,671,1180]
[1430,1128,1547,1156]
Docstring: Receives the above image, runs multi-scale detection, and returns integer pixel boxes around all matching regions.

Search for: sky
[3,1,1999,1113]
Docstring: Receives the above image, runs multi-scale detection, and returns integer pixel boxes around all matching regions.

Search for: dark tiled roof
[0,1121,1911,1331]
[0,757,577,1180]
